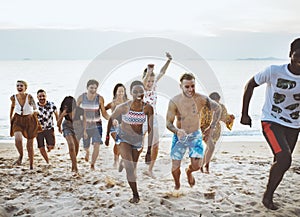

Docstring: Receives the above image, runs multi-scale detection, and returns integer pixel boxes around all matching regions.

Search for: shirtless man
[10,80,42,169]
[166,73,221,189]
[77,79,110,170]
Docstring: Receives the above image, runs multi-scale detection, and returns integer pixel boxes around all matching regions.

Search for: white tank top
[14,94,33,115]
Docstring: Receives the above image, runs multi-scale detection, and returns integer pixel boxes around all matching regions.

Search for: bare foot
[13,156,22,166]
[174,184,180,190]
[71,166,78,172]
[85,150,89,162]
[129,196,140,203]
[118,159,124,172]
[113,160,119,168]
[200,163,210,174]
[262,194,278,210]
[143,170,156,179]
[145,152,151,165]
[186,168,195,187]
[91,164,95,170]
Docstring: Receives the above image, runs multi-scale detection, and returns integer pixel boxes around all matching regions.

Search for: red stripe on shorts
[262,122,282,154]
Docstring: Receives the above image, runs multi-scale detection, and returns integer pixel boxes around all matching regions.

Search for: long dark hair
[60,96,77,121]
[113,83,128,100]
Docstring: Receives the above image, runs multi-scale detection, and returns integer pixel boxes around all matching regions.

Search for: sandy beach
[0,138,299,217]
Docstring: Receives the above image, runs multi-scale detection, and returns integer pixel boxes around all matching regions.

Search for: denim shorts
[83,122,103,149]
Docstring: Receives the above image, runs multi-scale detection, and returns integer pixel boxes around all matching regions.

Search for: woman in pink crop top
[105,80,154,203]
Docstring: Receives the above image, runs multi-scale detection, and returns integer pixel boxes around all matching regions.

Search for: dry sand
[0,138,299,217]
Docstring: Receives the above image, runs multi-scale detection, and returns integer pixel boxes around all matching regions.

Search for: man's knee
[276,151,292,171]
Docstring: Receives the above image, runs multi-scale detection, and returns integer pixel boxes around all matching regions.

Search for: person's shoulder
[194,93,208,101]
[170,94,182,101]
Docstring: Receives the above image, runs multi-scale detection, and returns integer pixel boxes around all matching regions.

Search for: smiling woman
[105,80,154,203]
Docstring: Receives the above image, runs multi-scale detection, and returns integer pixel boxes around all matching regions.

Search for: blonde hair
[17,80,28,89]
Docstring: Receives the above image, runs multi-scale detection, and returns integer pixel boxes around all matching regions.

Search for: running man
[241,38,300,210]
[166,73,221,190]
[36,89,60,164]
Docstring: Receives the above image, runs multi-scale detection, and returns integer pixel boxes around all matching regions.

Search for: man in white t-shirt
[241,38,300,210]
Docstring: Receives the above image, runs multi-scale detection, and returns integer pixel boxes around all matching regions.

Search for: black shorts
[36,128,56,148]
[261,121,299,155]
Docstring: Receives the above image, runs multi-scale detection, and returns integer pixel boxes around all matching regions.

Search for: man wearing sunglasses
[241,38,300,210]
[166,73,221,190]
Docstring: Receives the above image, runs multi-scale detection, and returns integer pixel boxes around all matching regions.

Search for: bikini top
[14,94,33,115]
[122,103,147,125]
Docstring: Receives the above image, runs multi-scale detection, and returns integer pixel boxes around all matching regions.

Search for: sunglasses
[184,85,195,89]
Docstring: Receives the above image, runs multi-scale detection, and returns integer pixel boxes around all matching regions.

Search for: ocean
[0,59,288,142]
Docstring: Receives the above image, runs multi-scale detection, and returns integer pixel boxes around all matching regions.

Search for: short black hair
[130,80,144,91]
[37,89,46,95]
[290,38,300,55]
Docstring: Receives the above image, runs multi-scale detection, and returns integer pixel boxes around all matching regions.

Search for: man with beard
[36,89,60,164]
[166,73,221,190]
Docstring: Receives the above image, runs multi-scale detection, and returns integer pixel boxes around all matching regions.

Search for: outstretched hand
[240,114,252,127]
[166,52,172,60]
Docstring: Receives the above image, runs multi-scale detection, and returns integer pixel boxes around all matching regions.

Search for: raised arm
[145,104,154,148]
[156,52,172,82]
[240,77,259,127]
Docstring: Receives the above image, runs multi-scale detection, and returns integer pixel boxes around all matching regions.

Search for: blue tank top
[81,93,101,128]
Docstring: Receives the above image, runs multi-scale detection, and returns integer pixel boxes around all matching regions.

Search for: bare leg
[26,139,34,170]
[111,132,120,167]
[74,137,80,156]
[91,142,100,170]
[202,140,215,173]
[146,143,159,178]
[263,151,291,210]
[119,142,141,203]
[39,147,49,164]
[186,158,201,187]
[84,148,90,162]
[172,160,181,190]
[66,135,78,173]
[13,132,23,165]
[113,145,120,167]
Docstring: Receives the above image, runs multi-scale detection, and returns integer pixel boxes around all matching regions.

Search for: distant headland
[236,57,286,61]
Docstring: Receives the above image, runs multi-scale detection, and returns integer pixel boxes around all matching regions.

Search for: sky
[0,0,299,59]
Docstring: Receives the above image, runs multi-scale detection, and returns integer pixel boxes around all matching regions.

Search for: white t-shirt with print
[254,64,300,128]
